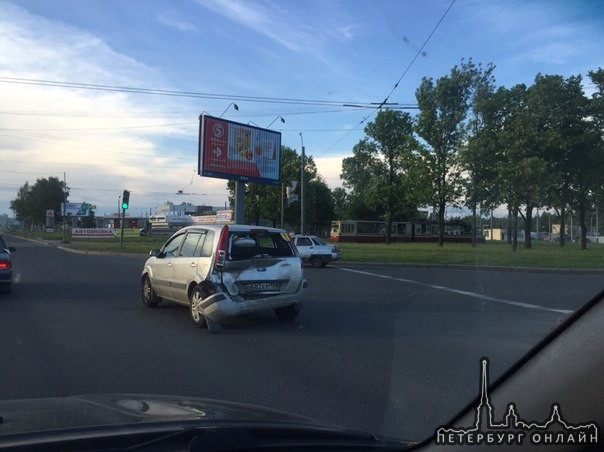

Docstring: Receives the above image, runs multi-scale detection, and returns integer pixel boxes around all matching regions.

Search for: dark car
[0,235,15,293]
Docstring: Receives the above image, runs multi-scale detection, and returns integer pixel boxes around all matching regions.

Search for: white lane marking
[340,267,573,315]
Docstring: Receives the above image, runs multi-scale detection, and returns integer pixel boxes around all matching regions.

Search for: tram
[329,219,482,243]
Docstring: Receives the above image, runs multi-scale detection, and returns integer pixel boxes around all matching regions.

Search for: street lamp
[219,102,239,118]
[266,116,285,129]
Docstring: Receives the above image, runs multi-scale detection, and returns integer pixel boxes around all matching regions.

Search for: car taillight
[215,224,229,271]
[0,260,11,269]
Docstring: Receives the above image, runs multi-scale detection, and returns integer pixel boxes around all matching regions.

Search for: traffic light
[121,190,130,210]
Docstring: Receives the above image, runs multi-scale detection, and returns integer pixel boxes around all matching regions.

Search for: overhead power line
[0,76,418,110]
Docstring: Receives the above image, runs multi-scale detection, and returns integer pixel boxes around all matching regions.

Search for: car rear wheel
[190,285,223,333]
[141,276,160,307]
[275,304,300,321]
[310,256,324,268]
[190,286,208,328]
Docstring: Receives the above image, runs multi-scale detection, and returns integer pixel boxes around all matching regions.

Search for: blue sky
[0,0,603,218]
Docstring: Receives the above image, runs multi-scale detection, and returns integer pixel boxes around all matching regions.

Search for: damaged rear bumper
[200,280,307,323]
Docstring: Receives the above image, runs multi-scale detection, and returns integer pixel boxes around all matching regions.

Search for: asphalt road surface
[1,234,603,442]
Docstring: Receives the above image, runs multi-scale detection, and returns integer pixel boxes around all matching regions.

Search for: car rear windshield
[229,231,295,260]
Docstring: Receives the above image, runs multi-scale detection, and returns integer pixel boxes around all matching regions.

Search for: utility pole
[299,133,305,235]
[62,172,68,243]
[280,183,285,229]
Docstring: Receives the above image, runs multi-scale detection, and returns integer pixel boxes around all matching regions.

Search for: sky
[0,0,603,219]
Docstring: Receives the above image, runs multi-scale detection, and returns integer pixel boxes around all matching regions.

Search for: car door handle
[190,262,197,267]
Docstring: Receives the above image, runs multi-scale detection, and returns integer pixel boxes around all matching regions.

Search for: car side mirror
[8,247,15,252]
[149,249,162,257]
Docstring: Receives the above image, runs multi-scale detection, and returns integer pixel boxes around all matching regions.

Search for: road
[1,234,602,442]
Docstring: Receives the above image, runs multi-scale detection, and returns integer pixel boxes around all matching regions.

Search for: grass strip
[6,230,604,269]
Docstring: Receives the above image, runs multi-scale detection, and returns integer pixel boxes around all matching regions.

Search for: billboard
[198,114,281,186]
[61,202,92,216]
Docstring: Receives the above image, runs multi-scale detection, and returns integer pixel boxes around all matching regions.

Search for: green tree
[10,177,68,228]
[331,187,349,220]
[507,82,552,250]
[305,176,335,234]
[227,146,332,231]
[79,206,97,228]
[460,62,497,245]
[9,182,31,225]
[341,109,420,243]
[415,59,481,246]
[339,140,382,221]
[534,73,602,249]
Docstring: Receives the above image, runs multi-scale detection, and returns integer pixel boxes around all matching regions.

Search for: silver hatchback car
[141,224,307,333]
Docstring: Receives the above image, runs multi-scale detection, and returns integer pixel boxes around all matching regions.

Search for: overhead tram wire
[319,0,457,156]
[377,0,457,110]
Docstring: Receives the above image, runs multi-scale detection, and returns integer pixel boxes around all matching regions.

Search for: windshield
[311,237,327,246]
[0,0,603,447]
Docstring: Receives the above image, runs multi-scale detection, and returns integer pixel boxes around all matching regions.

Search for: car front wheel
[310,256,324,268]
[142,275,160,307]
[275,304,300,321]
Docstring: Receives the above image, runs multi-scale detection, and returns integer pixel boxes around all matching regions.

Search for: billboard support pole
[234,181,245,224]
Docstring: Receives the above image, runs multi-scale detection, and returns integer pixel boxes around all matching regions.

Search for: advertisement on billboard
[198,114,281,186]
[61,202,92,216]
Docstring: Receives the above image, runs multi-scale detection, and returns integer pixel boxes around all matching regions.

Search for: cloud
[313,155,345,190]
[194,0,357,55]
[335,24,356,41]
[194,0,311,52]
[156,12,197,32]
[0,3,228,216]
[465,0,598,68]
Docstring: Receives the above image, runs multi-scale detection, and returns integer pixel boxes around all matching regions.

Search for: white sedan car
[292,235,341,268]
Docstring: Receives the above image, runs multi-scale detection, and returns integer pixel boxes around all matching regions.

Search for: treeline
[337,59,604,249]
[10,177,69,227]
[227,146,335,233]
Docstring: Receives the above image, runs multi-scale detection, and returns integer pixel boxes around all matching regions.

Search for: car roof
[178,225,287,234]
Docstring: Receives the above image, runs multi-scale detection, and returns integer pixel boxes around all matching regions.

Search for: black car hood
[0,393,356,435]
[0,395,413,451]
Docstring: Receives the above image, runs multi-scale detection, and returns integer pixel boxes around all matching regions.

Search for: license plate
[245,282,280,292]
